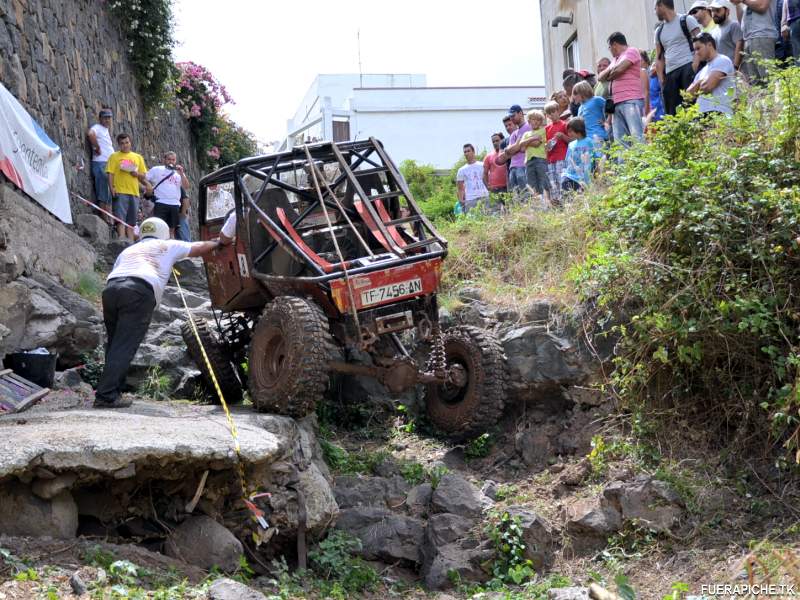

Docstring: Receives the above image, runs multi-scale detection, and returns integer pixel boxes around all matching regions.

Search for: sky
[172,0,545,146]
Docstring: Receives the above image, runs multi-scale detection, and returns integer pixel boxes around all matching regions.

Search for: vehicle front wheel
[180,317,243,405]
[424,325,507,441]
[248,296,338,417]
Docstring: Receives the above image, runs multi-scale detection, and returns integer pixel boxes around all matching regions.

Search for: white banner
[0,82,72,224]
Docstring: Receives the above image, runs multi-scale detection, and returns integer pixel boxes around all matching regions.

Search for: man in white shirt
[86,108,114,219]
[687,32,737,114]
[146,151,189,238]
[456,144,489,213]
[93,217,221,408]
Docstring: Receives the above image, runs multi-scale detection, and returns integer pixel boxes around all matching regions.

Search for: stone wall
[0,184,96,284]
[0,0,201,219]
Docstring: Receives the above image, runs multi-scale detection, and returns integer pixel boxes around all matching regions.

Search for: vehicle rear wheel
[424,325,507,441]
[248,296,338,417]
[181,317,243,405]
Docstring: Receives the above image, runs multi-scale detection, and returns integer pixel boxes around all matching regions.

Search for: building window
[564,33,579,71]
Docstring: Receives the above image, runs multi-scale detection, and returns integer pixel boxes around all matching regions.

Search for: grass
[436,198,594,306]
[63,270,105,303]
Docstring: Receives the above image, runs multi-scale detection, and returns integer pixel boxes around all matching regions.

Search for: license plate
[360,278,422,307]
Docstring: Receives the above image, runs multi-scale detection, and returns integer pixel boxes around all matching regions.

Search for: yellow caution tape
[171,268,269,532]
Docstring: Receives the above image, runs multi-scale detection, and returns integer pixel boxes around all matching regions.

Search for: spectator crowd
[87,108,193,241]
[456,0,797,213]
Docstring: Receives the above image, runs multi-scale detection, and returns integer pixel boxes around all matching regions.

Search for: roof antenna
[357,28,363,88]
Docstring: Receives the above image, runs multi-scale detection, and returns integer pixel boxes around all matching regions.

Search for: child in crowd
[518,110,551,208]
[544,101,570,207]
[561,118,594,198]
[571,81,608,148]
[642,50,664,128]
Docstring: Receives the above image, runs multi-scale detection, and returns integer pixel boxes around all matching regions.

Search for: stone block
[0,184,96,282]
[76,213,110,243]
[0,482,78,537]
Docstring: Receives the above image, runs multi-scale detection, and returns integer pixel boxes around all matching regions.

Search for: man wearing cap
[731,0,778,84]
[498,105,531,196]
[93,217,222,409]
[691,1,720,32]
[86,108,114,221]
[711,0,745,65]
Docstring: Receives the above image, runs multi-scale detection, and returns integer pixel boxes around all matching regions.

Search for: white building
[282,74,546,170]
[539,0,702,94]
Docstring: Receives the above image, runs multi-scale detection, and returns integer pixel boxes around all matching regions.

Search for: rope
[171,266,269,533]
[71,192,139,236]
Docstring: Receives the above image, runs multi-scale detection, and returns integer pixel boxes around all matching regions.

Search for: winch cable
[171,267,269,537]
[303,145,363,340]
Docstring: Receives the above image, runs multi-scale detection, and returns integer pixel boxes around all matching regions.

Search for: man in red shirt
[483,132,508,195]
[598,31,645,146]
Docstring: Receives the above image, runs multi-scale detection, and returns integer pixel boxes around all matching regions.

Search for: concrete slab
[0,400,296,479]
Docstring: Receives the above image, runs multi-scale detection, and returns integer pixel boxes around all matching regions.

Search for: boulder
[421,539,492,590]
[0,275,102,367]
[602,475,684,532]
[456,287,485,303]
[501,325,593,400]
[54,368,84,390]
[172,258,208,294]
[334,506,425,564]
[425,513,475,547]
[0,482,78,537]
[481,481,499,501]
[0,281,33,355]
[522,300,562,323]
[161,286,209,310]
[31,473,77,500]
[548,588,589,600]
[430,473,492,519]
[564,497,622,546]
[296,462,339,535]
[406,483,433,516]
[515,426,556,468]
[421,510,492,590]
[334,475,410,510]
[505,506,555,571]
[76,214,110,244]
[165,515,243,572]
[101,239,132,269]
[208,578,268,600]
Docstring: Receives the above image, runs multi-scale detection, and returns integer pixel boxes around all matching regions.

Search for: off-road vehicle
[181,138,506,439]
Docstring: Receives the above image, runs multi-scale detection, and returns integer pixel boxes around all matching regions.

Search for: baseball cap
[99,109,113,118]
[689,0,709,12]
[708,0,733,9]
[507,104,523,116]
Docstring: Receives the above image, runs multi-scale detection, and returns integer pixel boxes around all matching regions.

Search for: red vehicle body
[181,139,506,439]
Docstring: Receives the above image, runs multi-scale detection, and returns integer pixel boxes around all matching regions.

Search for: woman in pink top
[597,31,645,146]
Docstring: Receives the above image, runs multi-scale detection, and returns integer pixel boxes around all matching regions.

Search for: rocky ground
[1,223,800,599]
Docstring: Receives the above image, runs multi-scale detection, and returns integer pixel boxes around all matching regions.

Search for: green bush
[576,67,800,459]
[106,0,176,110]
[308,531,379,595]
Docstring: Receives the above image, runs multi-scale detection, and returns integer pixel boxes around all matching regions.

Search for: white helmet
[139,217,170,240]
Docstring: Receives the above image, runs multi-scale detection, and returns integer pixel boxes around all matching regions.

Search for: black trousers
[662,62,696,117]
[95,277,156,402]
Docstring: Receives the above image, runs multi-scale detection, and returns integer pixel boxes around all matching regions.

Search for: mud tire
[181,317,243,405]
[424,325,507,441]
[248,296,338,417]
